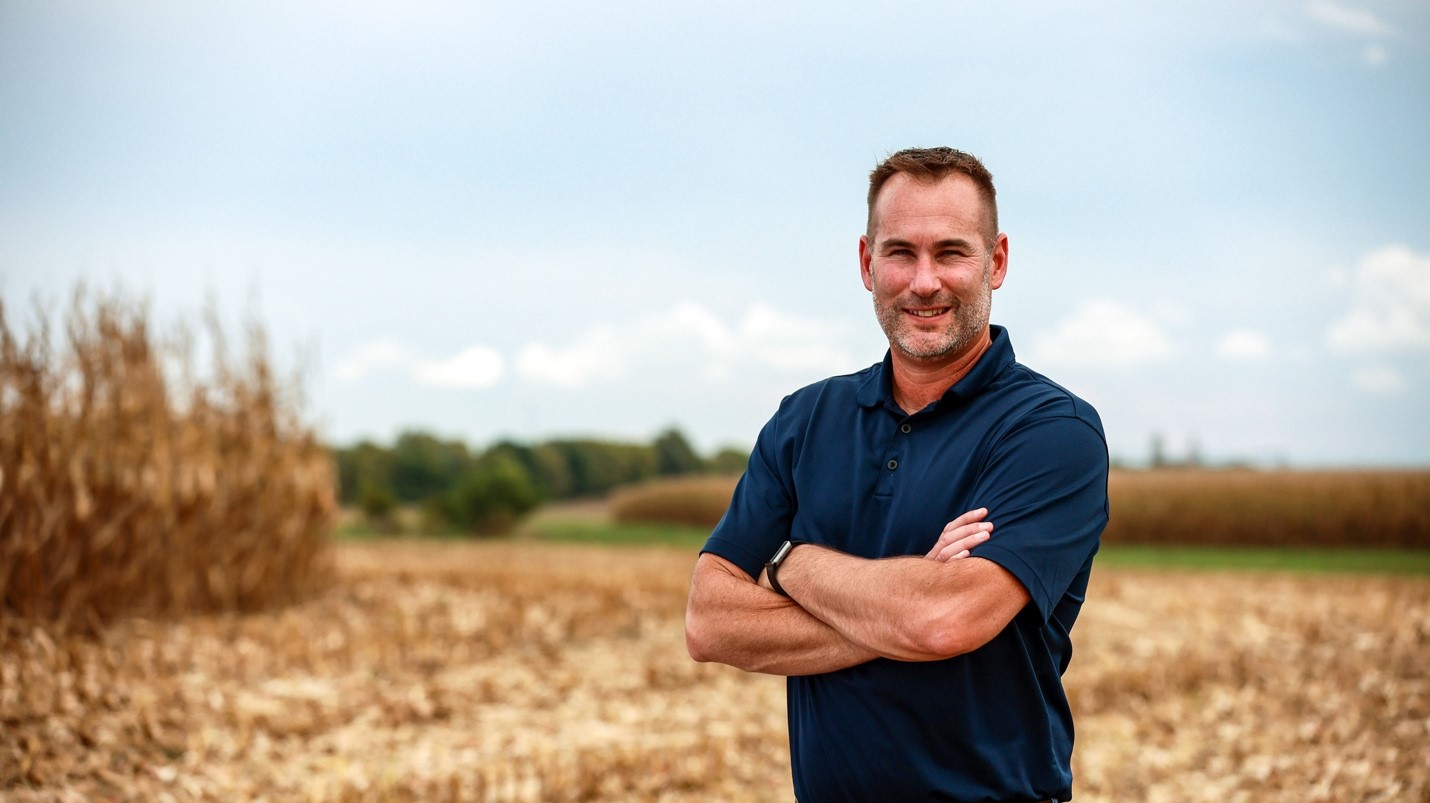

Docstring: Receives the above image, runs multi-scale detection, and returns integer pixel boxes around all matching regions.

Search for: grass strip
[1097,545,1430,575]
[343,515,1430,576]
[520,519,710,548]
[526,521,1430,574]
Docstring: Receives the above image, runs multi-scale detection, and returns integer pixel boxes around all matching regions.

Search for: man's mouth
[906,307,951,318]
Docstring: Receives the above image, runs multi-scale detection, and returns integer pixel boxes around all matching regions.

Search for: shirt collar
[856,325,1016,411]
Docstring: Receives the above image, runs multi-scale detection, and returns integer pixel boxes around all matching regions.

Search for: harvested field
[3,541,1427,802]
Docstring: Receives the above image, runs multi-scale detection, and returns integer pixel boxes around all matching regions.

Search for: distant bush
[610,475,740,529]
[358,483,399,531]
[707,446,750,475]
[433,455,541,535]
[0,290,335,632]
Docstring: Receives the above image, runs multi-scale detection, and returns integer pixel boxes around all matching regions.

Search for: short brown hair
[866,147,998,245]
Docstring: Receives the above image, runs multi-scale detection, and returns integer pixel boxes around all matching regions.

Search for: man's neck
[889,329,993,415]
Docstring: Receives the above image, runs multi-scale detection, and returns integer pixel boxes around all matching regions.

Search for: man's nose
[910,256,941,296]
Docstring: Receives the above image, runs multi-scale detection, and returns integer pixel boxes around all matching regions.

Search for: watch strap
[765,540,808,597]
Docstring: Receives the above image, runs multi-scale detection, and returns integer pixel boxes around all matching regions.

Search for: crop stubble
[3,541,1427,802]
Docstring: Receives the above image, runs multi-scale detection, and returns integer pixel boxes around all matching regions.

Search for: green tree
[334,440,394,506]
[548,439,658,497]
[390,430,473,502]
[484,439,574,500]
[708,445,750,475]
[440,454,541,535]
[653,427,703,476]
[358,482,398,531]
[528,442,574,499]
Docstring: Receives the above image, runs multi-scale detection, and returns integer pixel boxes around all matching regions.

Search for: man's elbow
[899,626,971,661]
[684,593,729,664]
[899,562,1029,660]
[902,608,1001,661]
[684,614,716,663]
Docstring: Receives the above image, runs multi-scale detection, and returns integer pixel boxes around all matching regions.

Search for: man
[685,147,1109,802]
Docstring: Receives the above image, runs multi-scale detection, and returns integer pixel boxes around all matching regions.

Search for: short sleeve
[967,414,1109,621]
[700,409,798,580]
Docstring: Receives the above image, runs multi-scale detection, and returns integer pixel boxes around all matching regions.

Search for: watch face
[771,541,793,564]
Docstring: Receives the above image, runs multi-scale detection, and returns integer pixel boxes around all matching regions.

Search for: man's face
[859,173,1008,364]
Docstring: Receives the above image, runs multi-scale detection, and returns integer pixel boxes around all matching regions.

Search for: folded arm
[685,508,1002,674]
[773,544,1030,662]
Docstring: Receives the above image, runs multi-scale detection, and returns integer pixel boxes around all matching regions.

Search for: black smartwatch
[764,540,808,597]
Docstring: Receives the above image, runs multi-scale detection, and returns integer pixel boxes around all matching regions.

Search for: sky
[3,0,1428,467]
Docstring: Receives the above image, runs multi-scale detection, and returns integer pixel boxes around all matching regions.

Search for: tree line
[332,428,748,534]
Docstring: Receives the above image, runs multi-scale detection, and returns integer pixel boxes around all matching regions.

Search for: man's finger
[928,527,992,561]
[944,507,989,531]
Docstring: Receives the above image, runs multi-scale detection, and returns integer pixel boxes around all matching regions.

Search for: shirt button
[887,459,898,470]
[900,424,912,434]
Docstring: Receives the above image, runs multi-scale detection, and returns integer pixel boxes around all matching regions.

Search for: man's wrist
[764,540,808,597]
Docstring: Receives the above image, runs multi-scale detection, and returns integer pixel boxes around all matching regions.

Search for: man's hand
[924,507,993,562]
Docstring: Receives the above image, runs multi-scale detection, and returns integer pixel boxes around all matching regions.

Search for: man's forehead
[876,171,980,205]
[871,173,988,230]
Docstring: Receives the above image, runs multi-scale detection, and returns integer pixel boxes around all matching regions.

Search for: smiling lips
[907,306,952,318]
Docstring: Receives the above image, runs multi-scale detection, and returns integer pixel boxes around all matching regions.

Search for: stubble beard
[872,265,993,361]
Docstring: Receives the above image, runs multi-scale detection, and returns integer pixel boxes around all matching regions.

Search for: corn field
[2,539,1426,801]
[1105,468,1430,548]
[610,477,739,529]
[0,291,335,631]
[2,291,1427,800]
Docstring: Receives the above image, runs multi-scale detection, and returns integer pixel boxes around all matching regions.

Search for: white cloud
[514,301,856,389]
[737,303,853,375]
[1351,364,1407,395]
[1326,245,1430,355]
[413,345,506,389]
[1028,299,1174,370]
[515,325,624,389]
[336,339,506,389]
[1218,329,1273,361]
[1306,1,1395,36]
[1362,44,1389,66]
[334,340,414,381]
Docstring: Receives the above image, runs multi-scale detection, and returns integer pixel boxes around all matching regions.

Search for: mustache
[893,294,960,307]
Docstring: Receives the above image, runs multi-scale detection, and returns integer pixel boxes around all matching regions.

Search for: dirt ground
[3,540,1427,801]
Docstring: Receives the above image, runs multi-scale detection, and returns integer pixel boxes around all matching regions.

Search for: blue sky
[3,1,1428,466]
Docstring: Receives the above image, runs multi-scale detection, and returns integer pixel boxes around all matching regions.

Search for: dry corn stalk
[0,288,335,632]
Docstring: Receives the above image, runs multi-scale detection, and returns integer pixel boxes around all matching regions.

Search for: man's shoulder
[778,361,884,412]
[988,360,1105,435]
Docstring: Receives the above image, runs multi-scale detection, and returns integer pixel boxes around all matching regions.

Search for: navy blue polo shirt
[702,325,1108,802]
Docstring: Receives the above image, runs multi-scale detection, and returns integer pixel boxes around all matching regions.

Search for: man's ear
[988,233,1009,290]
[859,235,874,291]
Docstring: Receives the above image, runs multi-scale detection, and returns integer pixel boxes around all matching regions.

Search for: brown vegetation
[0,291,335,632]
[609,475,739,528]
[610,470,1430,548]
[3,541,1427,800]
[1105,468,1430,548]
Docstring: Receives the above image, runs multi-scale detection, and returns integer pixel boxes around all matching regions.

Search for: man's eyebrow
[932,238,977,250]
